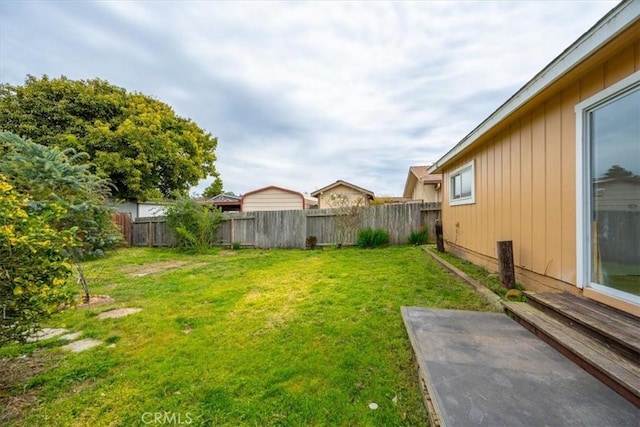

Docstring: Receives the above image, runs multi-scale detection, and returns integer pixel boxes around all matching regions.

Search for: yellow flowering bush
[0,175,76,344]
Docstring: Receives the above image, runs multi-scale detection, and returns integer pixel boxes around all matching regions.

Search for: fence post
[435,220,445,252]
[497,240,515,289]
[230,218,235,247]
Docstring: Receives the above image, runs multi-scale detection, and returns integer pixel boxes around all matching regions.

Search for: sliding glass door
[584,81,639,302]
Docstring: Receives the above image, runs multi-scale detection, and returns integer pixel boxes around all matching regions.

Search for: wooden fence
[130,202,441,248]
[113,212,132,246]
[132,216,176,247]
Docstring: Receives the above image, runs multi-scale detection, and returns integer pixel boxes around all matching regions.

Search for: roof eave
[429,0,639,174]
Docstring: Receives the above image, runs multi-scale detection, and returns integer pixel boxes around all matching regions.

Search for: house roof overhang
[402,170,419,198]
[403,166,443,197]
[429,0,640,174]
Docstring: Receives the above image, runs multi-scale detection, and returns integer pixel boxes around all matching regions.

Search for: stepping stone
[98,308,142,319]
[60,331,83,341]
[61,339,103,353]
[26,328,68,343]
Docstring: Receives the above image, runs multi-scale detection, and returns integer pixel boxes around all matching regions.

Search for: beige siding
[441,32,640,293]
[412,182,441,203]
[242,188,303,212]
[316,184,370,209]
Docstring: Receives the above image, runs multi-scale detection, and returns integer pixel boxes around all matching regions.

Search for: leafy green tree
[165,198,224,252]
[0,75,219,200]
[602,165,635,179]
[0,175,76,345]
[203,176,224,198]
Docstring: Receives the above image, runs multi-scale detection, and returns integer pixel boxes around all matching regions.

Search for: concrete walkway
[401,307,639,427]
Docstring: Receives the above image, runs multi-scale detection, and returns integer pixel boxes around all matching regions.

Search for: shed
[241,186,317,212]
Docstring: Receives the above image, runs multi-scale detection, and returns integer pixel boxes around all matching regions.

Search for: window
[449,160,475,206]
[576,71,640,304]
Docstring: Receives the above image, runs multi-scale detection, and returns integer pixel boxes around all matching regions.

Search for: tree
[602,165,635,179]
[203,176,224,198]
[327,194,368,247]
[0,75,219,201]
[0,175,76,345]
[0,132,122,303]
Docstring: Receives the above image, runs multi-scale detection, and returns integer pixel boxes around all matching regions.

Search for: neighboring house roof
[594,177,640,185]
[310,180,375,200]
[403,165,443,198]
[429,0,640,174]
[208,193,241,203]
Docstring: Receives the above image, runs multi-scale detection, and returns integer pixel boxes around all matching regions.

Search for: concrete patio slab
[401,307,639,427]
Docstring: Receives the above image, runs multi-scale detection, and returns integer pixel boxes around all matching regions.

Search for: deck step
[503,300,640,407]
[525,291,640,364]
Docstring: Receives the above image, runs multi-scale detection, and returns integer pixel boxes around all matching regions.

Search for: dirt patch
[98,308,142,319]
[123,261,191,277]
[76,295,115,308]
[123,261,210,277]
[0,350,63,424]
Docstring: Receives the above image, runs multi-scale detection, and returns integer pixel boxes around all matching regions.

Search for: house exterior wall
[138,203,169,218]
[316,184,370,209]
[242,188,304,212]
[412,183,441,203]
[440,26,640,294]
[114,201,138,219]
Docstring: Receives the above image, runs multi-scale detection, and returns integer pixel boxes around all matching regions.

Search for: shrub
[408,229,428,246]
[0,132,121,258]
[0,176,76,345]
[165,198,223,252]
[357,228,389,249]
[306,235,317,250]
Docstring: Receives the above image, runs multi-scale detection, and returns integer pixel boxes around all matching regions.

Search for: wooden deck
[503,291,640,407]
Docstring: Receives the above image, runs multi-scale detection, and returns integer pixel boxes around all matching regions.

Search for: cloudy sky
[0,1,619,197]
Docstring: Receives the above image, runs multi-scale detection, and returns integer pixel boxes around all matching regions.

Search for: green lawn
[1,246,496,426]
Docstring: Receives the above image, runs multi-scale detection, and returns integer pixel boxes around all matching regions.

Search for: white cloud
[0,0,619,196]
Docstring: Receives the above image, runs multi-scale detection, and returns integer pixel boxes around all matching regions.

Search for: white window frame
[449,160,475,206]
[575,70,640,303]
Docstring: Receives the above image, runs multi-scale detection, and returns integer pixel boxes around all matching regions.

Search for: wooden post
[435,220,445,252]
[148,221,153,247]
[230,218,235,248]
[497,240,515,289]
